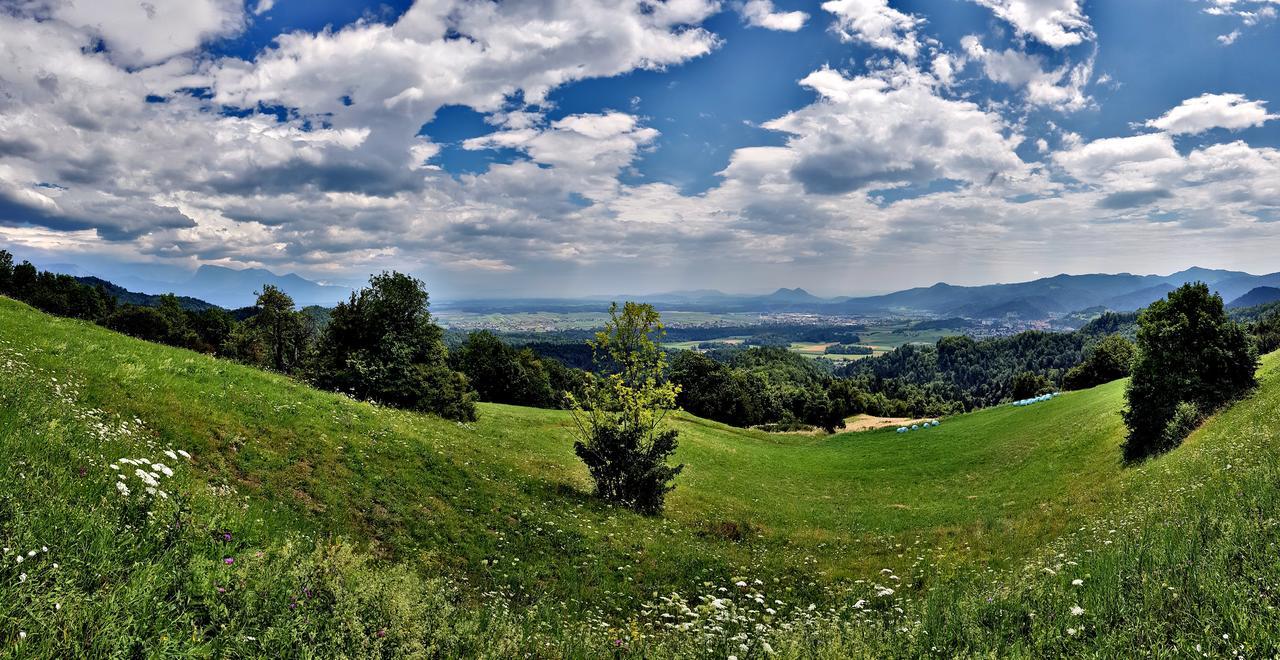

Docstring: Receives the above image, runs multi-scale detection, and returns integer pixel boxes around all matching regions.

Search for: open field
[4,295,1280,655]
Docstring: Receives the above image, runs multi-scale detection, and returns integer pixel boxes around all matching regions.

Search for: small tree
[1122,283,1257,461]
[570,302,682,514]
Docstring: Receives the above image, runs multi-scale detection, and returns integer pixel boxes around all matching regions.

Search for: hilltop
[3,297,1280,655]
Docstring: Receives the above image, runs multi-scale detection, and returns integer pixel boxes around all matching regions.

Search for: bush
[1161,401,1203,450]
[570,302,682,514]
[1123,283,1258,461]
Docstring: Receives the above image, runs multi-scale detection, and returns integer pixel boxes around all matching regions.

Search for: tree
[10,261,37,298]
[249,285,309,372]
[1064,334,1135,390]
[1122,283,1258,461]
[570,302,682,514]
[309,271,476,421]
[1253,311,1280,355]
[452,330,555,407]
[1010,371,1053,400]
[0,249,13,294]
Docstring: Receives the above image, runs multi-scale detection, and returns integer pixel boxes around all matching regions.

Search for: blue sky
[1,0,1278,298]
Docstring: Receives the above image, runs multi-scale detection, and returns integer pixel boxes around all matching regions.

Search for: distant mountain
[75,276,218,312]
[968,298,1050,320]
[1098,283,1176,312]
[764,287,822,303]
[181,265,352,308]
[1228,286,1280,309]
[1159,267,1249,286]
[1211,273,1280,304]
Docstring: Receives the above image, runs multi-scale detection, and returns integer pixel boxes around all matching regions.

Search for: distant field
[437,309,763,331]
[661,321,959,364]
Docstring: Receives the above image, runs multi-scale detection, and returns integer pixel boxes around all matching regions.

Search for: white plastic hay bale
[911,424,919,430]
[897,427,907,433]
[931,420,940,427]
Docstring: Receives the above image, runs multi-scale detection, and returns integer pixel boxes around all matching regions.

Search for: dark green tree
[1123,283,1258,461]
[309,271,476,421]
[1064,334,1136,390]
[570,302,682,514]
[452,330,555,407]
[0,249,14,294]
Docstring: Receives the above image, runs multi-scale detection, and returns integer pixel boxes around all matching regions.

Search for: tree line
[0,251,591,423]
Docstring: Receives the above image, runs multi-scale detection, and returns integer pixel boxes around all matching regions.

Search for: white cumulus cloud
[1145,93,1278,135]
[739,0,809,31]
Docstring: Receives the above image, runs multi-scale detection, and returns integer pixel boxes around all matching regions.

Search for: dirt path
[841,414,931,432]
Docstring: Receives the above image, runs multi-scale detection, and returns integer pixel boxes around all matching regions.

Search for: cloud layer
[0,0,1278,295]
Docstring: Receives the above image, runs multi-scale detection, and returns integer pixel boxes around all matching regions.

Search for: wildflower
[224,557,235,565]
[18,631,25,641]
[117,481,130,496]
[177,450,191,459]
[164,450,178,461]
[19,573,26,582]
[763,642,774,655]
[1067,627,1077,636]
[1070,605,1085,616]
[1072,579,1084,586]
[15,555,22,564]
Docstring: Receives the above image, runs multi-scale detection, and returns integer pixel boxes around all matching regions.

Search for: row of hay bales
[897,420,940,433]
[1012,392,1060,407]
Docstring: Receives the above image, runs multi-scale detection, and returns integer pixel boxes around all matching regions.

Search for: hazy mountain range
[46,263,1280,319]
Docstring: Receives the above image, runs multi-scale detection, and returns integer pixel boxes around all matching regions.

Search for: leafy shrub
[570,302,682,514]
[1161,401,1203,450]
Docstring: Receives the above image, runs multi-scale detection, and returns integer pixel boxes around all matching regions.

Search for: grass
[3,296,1280,656]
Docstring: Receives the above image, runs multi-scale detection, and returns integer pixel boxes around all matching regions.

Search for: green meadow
[4,295,1280,656]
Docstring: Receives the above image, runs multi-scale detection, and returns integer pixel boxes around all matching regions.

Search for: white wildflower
[1072,579,1084,586]
[116,481,130,496]
[164,450,178,461]
[1070,605,1085,616]
[177,450,191,459]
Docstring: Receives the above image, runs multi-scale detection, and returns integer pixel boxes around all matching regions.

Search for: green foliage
[225,285,310,373]
[310,271,476,421]
[669,351,777,428]
[1123,283,1258,461]
[1010,371,1053,399]
[0,249,12,293]
[570,302,682,514]
[452,330,559,407]
[825,342,873,355]
[1252,309,1280,355]
[1064,334,1136,390]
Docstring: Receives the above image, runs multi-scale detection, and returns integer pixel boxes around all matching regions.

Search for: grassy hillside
[3,296,1280,656]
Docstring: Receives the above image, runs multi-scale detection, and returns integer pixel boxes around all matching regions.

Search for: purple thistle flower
[224,557,234,565]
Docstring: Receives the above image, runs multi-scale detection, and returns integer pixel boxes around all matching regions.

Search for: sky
[0,0,1278,299]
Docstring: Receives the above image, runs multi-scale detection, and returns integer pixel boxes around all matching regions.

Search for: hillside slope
[3,296,1280,656]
